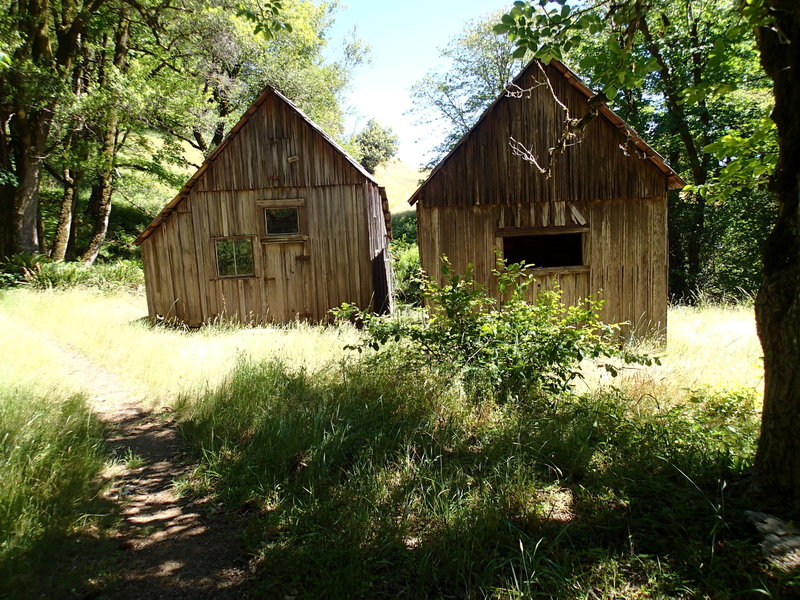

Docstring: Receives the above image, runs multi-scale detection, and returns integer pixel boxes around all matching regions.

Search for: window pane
[265,208,299,234]
[216,239,237,277]
[503,233,583,268]
[234,238,254,275]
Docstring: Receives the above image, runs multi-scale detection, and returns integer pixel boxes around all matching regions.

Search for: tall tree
[498,0,800,507]
[352,119,399,174]
[1,0,361,262]
[410,13,532,166]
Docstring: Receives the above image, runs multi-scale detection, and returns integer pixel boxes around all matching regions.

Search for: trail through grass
[0,288,357,404]
[0,287,779,598]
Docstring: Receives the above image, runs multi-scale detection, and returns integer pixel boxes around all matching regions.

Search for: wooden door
[261,241,312,322]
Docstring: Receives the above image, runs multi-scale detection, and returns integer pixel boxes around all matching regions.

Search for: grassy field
[0,286,788,599]
[0,288,358,405]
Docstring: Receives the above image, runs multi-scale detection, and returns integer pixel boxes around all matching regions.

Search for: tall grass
[175,355,771,599]
[0,288,356,404]
[0,389,107,596]
[602,303,764,404]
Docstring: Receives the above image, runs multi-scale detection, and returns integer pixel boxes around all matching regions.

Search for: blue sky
[323,0,515,167]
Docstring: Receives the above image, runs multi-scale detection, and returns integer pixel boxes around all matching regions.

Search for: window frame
[256,198,308,244]
[496,226,589,272]
[264,206,300,236]
[213,235,256,279]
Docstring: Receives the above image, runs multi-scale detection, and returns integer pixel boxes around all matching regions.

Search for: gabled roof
[409,58,685,206]
[136,87,376,245]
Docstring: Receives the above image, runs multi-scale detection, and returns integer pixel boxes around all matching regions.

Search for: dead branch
[505,61,607,178]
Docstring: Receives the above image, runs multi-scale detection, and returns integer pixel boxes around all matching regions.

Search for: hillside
[373,158,428,213]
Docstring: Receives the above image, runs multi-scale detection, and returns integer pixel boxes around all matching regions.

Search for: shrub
[391,210,417,246]
[343,257,651,400]
[0,255,145,291]
[175,356,764,599]
[391,241,422,306]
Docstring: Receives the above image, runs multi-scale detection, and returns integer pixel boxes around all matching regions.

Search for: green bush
[345,257,650,400]
[391,241,422,306]
[391,210,417,246]
[0,390,106,593]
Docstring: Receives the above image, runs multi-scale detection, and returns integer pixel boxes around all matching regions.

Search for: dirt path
[58,343,255,598]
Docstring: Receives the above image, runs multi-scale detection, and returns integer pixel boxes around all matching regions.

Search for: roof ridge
[408,58,684,206]
[135,86,375,245]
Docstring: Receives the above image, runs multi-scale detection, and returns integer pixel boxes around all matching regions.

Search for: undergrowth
[172,260,782,598]
[0,253,144,291]
[175,356,771,599]
[0,389,112,597]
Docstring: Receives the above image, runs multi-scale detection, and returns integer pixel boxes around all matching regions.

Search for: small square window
[264,207,299,235]
[503,233,583,268]
[215,237,254,277]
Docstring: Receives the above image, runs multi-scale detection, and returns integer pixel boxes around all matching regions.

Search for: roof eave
[408,58,685,206]
[136,87,376,245]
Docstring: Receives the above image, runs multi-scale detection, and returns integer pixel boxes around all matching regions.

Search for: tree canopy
[410,13,532,167]
[351,119,399,174]
[0,0,363,263]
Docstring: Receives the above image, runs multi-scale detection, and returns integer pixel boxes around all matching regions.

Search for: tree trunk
[80,9,128,265]
[81,117,117,265]
[752,1,800,508]
[0,112,14,258]
[10,112,47,254]
[52,167,81,261]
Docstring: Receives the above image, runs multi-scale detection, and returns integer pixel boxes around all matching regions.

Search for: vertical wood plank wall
[140,92,390,326]
[418,197,668,333]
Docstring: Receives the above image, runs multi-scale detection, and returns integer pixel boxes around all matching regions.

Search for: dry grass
[0,288,357,406]
[585,303,763,404]
[0,287,763,409]
[373,158,427,212]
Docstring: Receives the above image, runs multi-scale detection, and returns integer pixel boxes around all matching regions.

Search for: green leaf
[513,45,529,59]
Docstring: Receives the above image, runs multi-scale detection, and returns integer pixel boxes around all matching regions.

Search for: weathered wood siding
[418,197,668,332]
[415,61,670,334]
[414,63,667,208]
[140,91,390,326]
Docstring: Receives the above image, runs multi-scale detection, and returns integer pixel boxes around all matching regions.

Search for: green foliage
[0,390,107,595]
[344,257,651,399]
[391,242,422,306]
[351,119,399,174]
[175,355,768,599]
[700,117,778,201]
[390,210,418,246]
[0,254,144,291]
[389,211,422,306]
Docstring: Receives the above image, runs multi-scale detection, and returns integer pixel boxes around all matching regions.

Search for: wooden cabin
[135,87,392,326]
[410,59,684,334]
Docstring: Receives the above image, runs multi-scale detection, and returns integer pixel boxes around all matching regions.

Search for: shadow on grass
[1,493,121,600]
[175,357,791,599]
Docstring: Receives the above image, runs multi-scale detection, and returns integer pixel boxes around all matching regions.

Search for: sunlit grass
[618,303,763,403]
[0,288,358,406]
